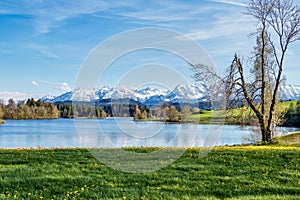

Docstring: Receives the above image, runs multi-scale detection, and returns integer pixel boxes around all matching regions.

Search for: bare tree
[192,0,300,142]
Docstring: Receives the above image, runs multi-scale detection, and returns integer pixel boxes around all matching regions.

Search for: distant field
[0,146,299,199]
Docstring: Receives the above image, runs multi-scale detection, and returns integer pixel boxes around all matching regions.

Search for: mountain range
[42,83,300,105]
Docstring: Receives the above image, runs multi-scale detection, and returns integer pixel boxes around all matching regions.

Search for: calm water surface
[0,118,299,148]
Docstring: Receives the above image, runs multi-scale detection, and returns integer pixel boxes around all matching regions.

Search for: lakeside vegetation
[0,98,299,130]
[0,146,299,199]
[56,103,107,119]
[273,132,300,145]
[0,99,59,120]
[0,99,107,121]
[134,100,300,127]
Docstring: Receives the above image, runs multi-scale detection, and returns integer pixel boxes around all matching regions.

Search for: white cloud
[105,1,217,24]
[33,0,109,34]
[59,82,72,92]
[208,0,247,7]
[185,12,254,41]
[0,0,109,34]
[0,0,244,34]
[32,80,39,87]
[102,0,252,44]
[37,80,72,92]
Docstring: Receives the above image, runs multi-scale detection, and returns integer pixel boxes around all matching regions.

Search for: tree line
[0,98,59,120]
[0,99,107,120]
[56,103,106,118]
[283,101,300,127]
[1,98,299,127]
[133,105,198,122]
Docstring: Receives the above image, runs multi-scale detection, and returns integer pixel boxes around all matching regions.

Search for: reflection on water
[0,118,299,148]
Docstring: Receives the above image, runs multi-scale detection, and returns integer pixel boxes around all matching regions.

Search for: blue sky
[0,0,299,100]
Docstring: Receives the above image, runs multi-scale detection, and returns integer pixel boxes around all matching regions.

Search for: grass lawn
[188,109,250,124]
[188,110,224,124]
[0,146,299,199]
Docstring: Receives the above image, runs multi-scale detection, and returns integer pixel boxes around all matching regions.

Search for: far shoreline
[2,117,299,129]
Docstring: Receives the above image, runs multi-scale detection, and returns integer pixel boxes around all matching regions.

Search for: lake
[0,118,299,148]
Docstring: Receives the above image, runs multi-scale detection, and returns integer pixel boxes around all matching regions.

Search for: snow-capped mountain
[42,83,300,104]
[279,84,300,101]
[165,83,209,102]
[98,86,169,103]
[134,87,169,100]
[40,95,56,102]
[51,88,100,102]
[102,87,138,100]
[44,86,170,103]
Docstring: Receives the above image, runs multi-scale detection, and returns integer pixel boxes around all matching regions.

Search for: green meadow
[188,100,298,125]
[0,145,299,199]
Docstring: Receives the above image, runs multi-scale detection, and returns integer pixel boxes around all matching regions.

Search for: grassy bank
[273,132,300,145]
[143,109,254,124]
[0,120,4,124]
[0,146,299,199]
[136,100,298,125]
[188,100,297,125]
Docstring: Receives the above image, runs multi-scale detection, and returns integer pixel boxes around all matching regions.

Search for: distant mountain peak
[279,84,300,101]
[42,83,300,104]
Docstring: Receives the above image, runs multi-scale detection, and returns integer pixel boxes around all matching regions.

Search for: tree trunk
[266,129,272,142]
[266,116,275,142]
[258,116,267,142]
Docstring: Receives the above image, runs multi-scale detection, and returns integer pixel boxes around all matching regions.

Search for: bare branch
[192,0,300,142]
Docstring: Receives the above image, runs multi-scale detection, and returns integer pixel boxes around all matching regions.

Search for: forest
[56,103,106,118]
[0,98,59,120]
[0,99,107,120]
